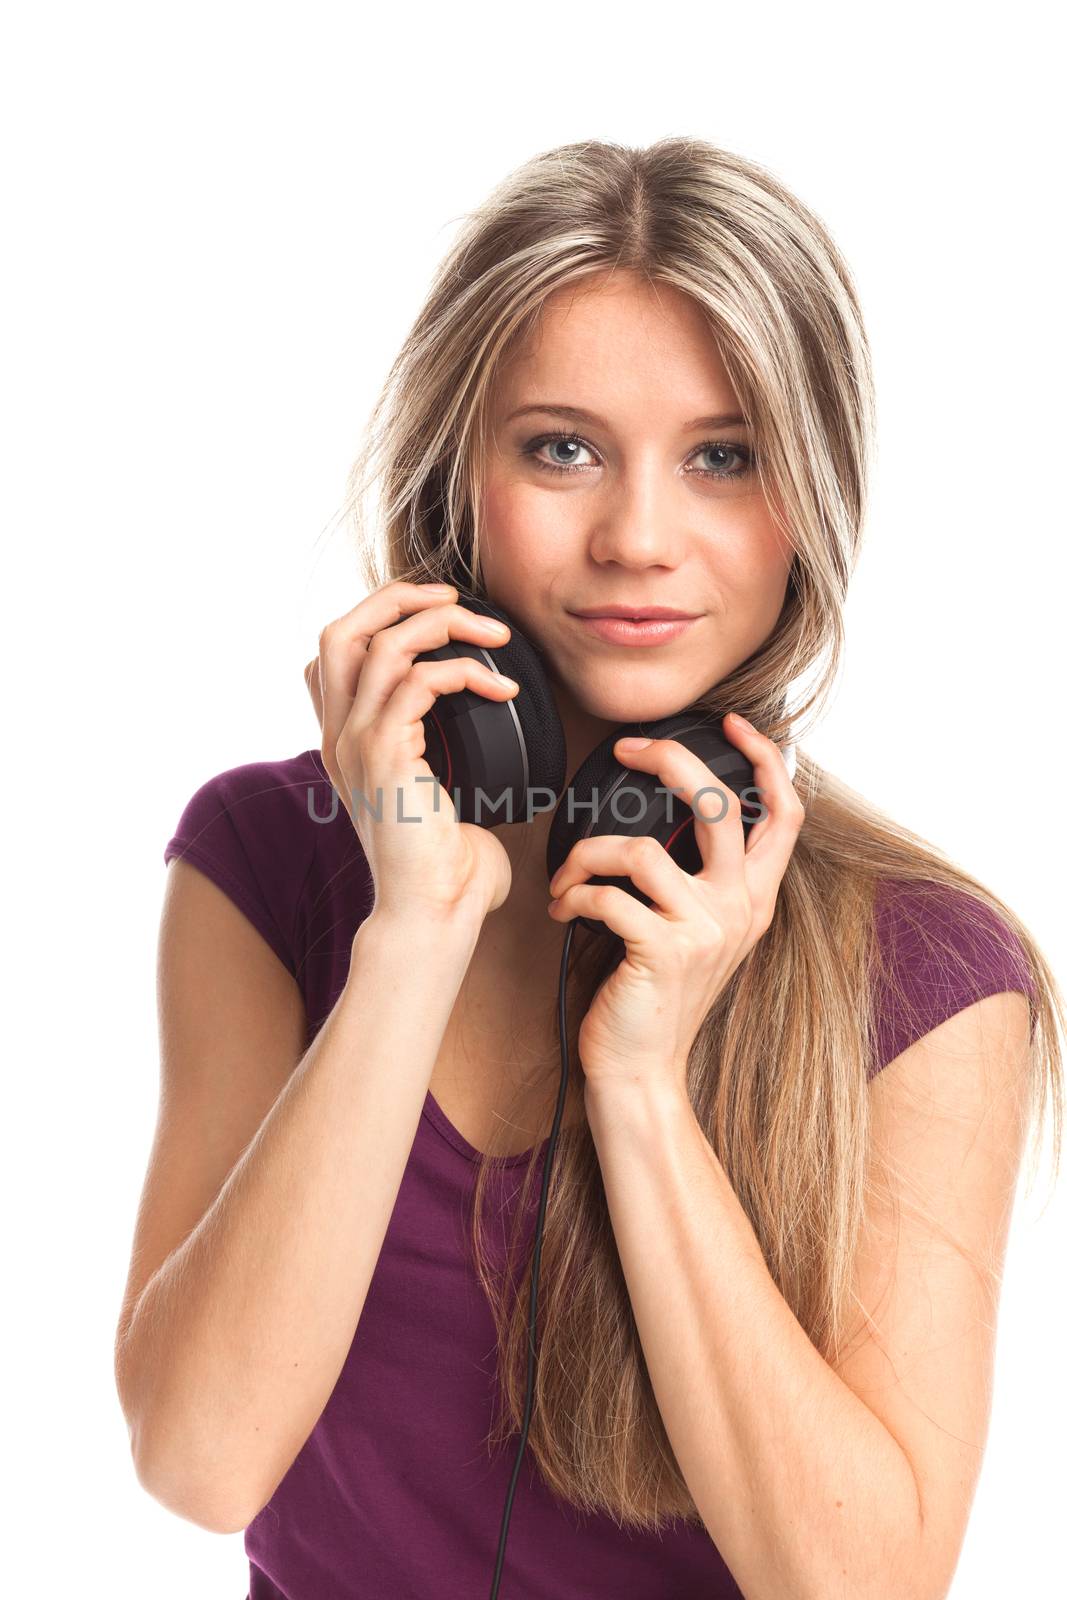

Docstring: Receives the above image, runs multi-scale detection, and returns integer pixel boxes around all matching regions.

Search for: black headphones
[412,584,762,1597]
[415,586,762,928]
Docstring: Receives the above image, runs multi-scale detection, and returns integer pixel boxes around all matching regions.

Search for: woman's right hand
[304,581,518,926]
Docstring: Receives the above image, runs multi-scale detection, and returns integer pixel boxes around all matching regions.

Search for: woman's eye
[522,431,754,481]
[691,441,754,480]
[524,433,597,474]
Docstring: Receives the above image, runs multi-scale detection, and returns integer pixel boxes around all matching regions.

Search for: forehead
[492,272,732,406]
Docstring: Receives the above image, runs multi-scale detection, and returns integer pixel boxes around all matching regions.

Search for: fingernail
[729,714,754,731]
[423,583,456,593]
[617,736,652,749]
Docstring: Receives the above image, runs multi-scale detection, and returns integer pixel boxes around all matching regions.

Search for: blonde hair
[338,136,1064,1533]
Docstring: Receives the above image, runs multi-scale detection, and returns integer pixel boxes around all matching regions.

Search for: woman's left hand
[547,713,805,1097]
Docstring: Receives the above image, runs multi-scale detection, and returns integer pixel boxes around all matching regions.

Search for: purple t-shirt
[162,749,1036,1599]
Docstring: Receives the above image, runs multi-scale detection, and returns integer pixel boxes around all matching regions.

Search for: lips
[571,615,698,647]
[570,606,700,620]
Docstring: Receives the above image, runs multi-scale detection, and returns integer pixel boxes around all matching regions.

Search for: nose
[585,461,687,569]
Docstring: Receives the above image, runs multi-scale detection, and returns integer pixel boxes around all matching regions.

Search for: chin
[546,644,715,715]
[570,681,708,728]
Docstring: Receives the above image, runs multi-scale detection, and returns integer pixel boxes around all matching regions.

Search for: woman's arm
[583,988,1032,1600]
[114,864,482,1535]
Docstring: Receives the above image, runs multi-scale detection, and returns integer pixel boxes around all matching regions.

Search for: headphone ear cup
[475,616,568,807]
[416,589,567,824]
[547,711,758,937]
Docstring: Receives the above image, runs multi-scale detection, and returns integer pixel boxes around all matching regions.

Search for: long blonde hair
[338,136,1064,1533]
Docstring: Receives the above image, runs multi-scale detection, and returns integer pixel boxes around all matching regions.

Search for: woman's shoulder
[164,745,327,821]
[163,747,346,879]
[867,875,1037,1078]
[162,747,370,977]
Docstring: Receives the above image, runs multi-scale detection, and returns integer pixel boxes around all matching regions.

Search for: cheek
[712,518,793,618]
[480,479,570,580]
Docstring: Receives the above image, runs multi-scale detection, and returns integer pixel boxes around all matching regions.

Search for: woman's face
[478,270,794,768]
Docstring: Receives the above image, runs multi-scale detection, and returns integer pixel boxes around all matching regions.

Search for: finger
[548,880,660,946]
[346,600,513,737]
[361,655,519,777]
[548,833,690,917]
[317,581,461,759]
[612,736,747,887]
[720,713,806,904]
[304,656,324,730]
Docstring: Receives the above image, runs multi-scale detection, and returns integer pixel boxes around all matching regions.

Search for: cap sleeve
[163,755,320,979]
[867,879,1038,1080]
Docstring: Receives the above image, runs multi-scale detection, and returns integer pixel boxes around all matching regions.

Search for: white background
[4,2,1063,1595]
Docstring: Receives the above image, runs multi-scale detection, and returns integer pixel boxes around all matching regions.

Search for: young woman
[114,137,1064,1600]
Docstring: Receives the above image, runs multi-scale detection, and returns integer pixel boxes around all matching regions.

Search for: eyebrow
[504,402,750,431]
